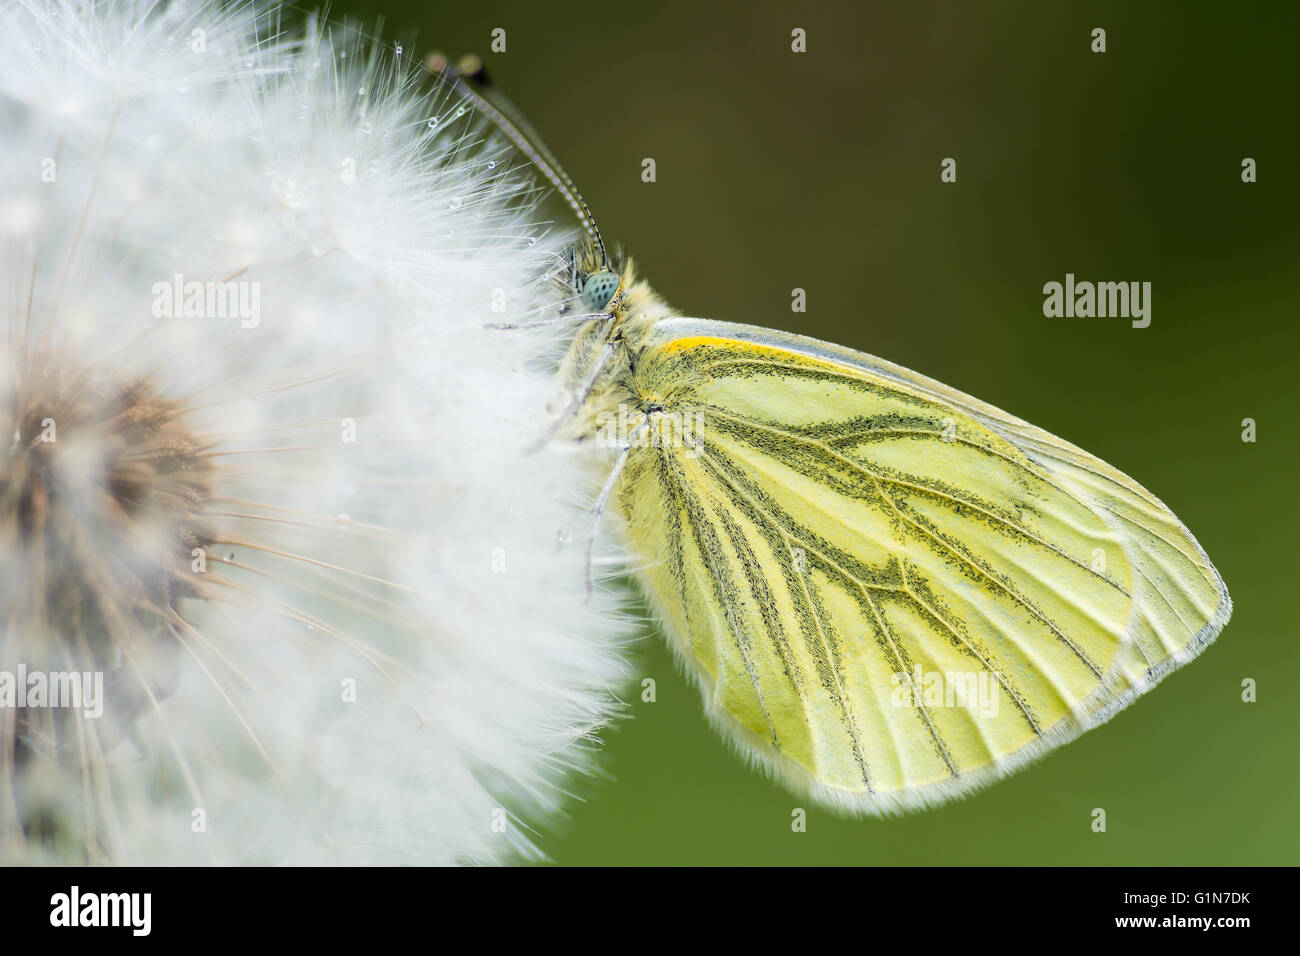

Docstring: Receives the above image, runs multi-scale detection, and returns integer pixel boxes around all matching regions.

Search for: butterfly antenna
[426,52,609,269]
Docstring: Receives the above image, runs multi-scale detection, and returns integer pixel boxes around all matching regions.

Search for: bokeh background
[318,0,1298,864]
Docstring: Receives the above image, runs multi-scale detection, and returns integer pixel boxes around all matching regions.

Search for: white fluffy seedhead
[0,0,629,864]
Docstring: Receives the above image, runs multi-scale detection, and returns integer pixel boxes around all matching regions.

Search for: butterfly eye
[581,270,620,311]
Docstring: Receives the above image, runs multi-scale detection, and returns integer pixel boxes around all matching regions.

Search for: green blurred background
[321,0,1297,864]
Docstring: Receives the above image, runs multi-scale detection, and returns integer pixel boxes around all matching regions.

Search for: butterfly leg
[527,340,616,454]
[484,311,613,331]
[585,417,649,597]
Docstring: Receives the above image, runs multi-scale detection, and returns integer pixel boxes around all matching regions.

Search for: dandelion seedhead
[0,0,630,864]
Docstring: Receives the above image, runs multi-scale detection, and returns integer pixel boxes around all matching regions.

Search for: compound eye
[581,270,620,311]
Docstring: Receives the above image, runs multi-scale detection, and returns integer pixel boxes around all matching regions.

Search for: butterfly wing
[616,317,1230,813]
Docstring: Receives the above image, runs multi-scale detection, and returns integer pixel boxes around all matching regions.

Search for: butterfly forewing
[614,317,1230,812]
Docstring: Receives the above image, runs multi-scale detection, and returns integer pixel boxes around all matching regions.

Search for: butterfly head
[566,237,629,315]
[565,239,672,332]
[580,270,620,312]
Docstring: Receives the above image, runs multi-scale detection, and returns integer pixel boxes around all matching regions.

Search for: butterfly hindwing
[615,317,1230,812]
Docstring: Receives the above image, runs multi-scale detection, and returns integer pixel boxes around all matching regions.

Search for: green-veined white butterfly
[434,54,1231,814]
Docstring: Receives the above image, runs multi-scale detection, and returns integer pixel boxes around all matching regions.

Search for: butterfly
[434,55,1232,814]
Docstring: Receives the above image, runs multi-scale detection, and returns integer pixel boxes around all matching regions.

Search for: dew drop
[448,196,462,210]
[357,86,367,97]
[427,116,439,129]
[394,44,404,56]
[361,121,372,134]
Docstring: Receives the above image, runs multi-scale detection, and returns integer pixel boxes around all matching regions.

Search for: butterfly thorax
[557,243,695,446]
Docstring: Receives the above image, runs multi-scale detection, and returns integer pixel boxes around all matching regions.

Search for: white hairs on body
[0,0,629,864]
